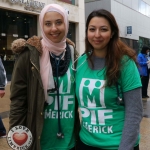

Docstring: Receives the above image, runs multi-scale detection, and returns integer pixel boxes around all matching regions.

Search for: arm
[9,50,29,129]
[118,58,143,149]
[118,88,143,150]
[137,54,148,66]
[0,58,7,98]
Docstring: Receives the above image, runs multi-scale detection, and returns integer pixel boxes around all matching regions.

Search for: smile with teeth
[51,33,60,37]
[94,40,102,43]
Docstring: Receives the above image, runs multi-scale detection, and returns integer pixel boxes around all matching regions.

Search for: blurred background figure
[137,46,150,98]
[0,57,7,138]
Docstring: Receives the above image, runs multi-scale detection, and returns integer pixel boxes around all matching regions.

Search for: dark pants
[77,138,139,150]
[141,75,149,96]
[0,116,6,134]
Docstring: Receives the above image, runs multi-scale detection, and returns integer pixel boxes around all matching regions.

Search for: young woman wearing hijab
[75,9,143,150]
[9,4,78,150]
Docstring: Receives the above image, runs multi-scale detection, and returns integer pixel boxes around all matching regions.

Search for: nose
[95,29,101,38]
[51,23,57,31]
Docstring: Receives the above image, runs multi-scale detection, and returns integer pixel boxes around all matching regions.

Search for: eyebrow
[89,25,108,28]
[44,19,63,22]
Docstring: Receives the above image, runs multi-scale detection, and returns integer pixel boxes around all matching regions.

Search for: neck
[93,49,106,58]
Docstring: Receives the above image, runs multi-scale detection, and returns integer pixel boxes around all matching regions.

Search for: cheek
[61,29,66,36]
[104,34,111,42]
[87,33,93,41]
[43,26,49,34]
[60,26,66,35]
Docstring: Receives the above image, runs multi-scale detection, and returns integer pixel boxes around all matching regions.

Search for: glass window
[145,4,150,17]
[67,22,76,43]
[139,0,146,15]
[138,36,150,53]
[120,37,139,53]
[0,8,37,80]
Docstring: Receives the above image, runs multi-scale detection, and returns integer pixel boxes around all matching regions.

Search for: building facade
[0,0,85,80]
[85,0,150,54]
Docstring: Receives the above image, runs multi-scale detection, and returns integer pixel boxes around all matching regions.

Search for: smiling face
[43,11,66,43]
[87,16,112,57]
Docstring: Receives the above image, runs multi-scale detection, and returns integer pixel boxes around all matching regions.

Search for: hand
[0,90,5,98]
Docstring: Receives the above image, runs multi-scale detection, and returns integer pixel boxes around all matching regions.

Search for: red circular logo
[7,125,32,150]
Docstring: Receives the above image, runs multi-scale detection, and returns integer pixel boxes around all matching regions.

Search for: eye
[89,28,95,32]
[45,22,51,26]
[101,28,108,32]
[56,20,62,25]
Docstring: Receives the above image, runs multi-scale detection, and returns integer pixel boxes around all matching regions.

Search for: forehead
[43,11,64,21]
[89,16,110,27]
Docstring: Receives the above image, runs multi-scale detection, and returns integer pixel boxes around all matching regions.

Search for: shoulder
[77,53,87,64]
[121,55,134,64]
[138,53,144,57]
[120,55,137,72]
[11,36,42,55]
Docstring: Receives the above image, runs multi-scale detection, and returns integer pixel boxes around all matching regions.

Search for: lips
[50,33,60,37]
[93,40,102,44]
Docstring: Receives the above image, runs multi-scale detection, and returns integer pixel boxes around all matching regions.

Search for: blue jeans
[0,116,6,134]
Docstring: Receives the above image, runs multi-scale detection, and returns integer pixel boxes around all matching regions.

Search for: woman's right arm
[9,50,29,129]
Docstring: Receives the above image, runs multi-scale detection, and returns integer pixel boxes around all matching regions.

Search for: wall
[111,0,150,40]
[143,0,150,5]
[85,0,111,20]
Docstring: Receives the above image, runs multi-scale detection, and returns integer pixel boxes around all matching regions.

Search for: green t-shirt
[40,62,75,150]
[75,54,142,149]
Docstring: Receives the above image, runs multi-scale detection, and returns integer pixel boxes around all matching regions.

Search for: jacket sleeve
[9,50,29,129]
[137,54,147,66]
[0,58,7,90]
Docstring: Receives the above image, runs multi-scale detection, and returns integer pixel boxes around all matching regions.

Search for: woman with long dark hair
[75,9,143,150]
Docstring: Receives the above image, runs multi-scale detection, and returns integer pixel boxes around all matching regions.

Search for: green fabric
[75,54,142,149]
[40,62,75,150]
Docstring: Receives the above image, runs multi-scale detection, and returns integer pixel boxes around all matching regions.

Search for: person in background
[137,46,150,98]
[0,57,7,138]
[9,4,78,150]
[75,9,143,150]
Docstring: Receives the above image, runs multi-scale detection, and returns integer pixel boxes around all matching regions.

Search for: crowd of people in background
[0,3,150,150]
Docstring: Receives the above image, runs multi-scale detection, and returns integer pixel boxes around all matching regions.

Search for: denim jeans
[0,116,6,134]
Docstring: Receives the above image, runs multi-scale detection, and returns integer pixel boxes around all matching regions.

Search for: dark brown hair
[85,9,137,86]
[141,45,150,54]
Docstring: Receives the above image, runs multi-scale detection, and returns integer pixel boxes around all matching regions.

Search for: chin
[50,39,61,43]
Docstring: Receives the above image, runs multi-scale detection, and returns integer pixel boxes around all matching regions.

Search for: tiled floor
[140,117,150,149]
[0,83,150,149]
